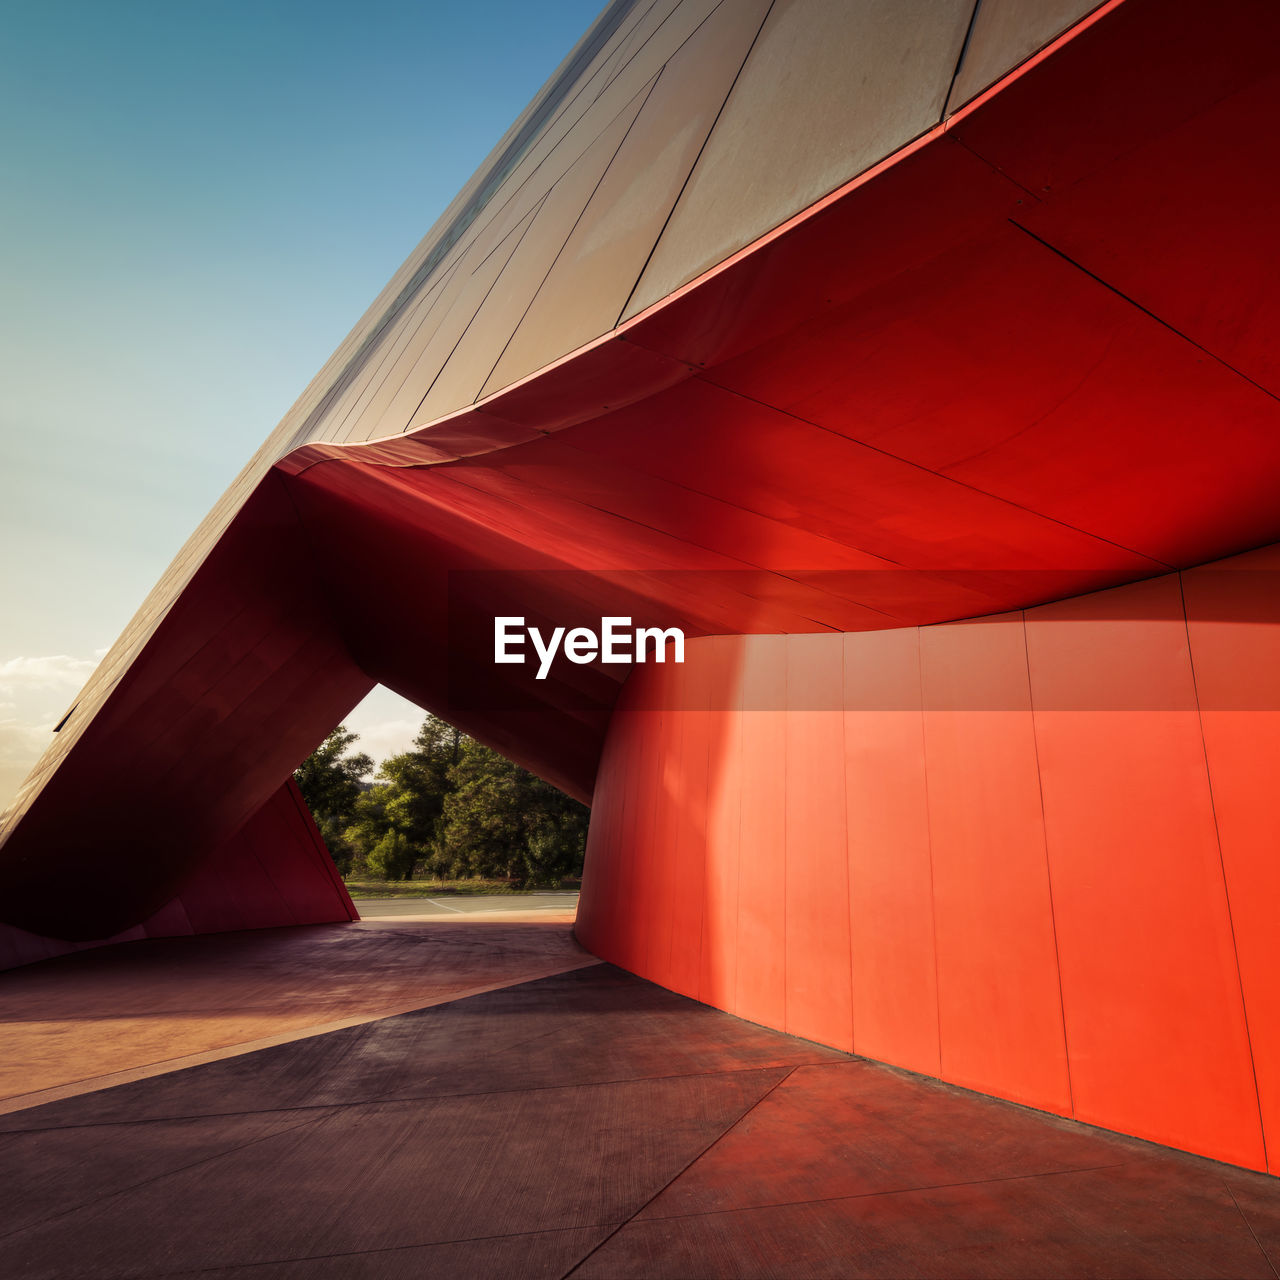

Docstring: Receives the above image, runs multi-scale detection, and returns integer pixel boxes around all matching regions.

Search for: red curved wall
[576,543,1280,1172]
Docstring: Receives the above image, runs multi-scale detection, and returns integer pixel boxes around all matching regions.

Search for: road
[354,893,579,918]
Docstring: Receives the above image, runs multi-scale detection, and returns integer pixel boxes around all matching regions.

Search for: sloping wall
[0,780,356,971]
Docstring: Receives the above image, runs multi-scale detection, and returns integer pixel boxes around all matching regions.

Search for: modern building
[4,0,1279,1176]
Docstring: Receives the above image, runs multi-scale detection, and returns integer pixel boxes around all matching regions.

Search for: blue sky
[0,0,604,802]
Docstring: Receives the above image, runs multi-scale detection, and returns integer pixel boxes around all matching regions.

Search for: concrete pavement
[3,911,1280,1277]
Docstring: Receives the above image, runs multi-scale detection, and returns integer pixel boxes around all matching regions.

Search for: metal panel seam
[1021,609,1077,1117]
[613,0,777,326]
[1178,570,1270,1169]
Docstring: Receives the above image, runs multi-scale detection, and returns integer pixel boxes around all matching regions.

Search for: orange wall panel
[733,635,788,1032]
[607,703,647,971]
[665,653,715,1001]
[843,628,940,1076]
[1184,551,1280,1172]
[921,617,1071,1115]
[783,635,853,1051]
[577,703,622,947]
[1026,579,1264,1169]
[615,708,662,977]
[698,636,745,1012]
[645,690,684,988]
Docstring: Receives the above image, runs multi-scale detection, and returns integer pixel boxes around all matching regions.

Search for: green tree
[366,829,417,880]
[294,725,372,875]
[300,715,587,887]
[342,783,392,873]
[437,739,588,887]
[378,716,461,861]
[340,715,464,879]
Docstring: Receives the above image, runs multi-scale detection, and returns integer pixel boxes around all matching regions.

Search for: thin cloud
[0,651,105,809]
[0,654,99,694]
[348,718,420,765]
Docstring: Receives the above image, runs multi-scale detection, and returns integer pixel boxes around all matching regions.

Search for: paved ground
[0,904,584,1113]
[354,892,579,918]
[2,917,1280,1277]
